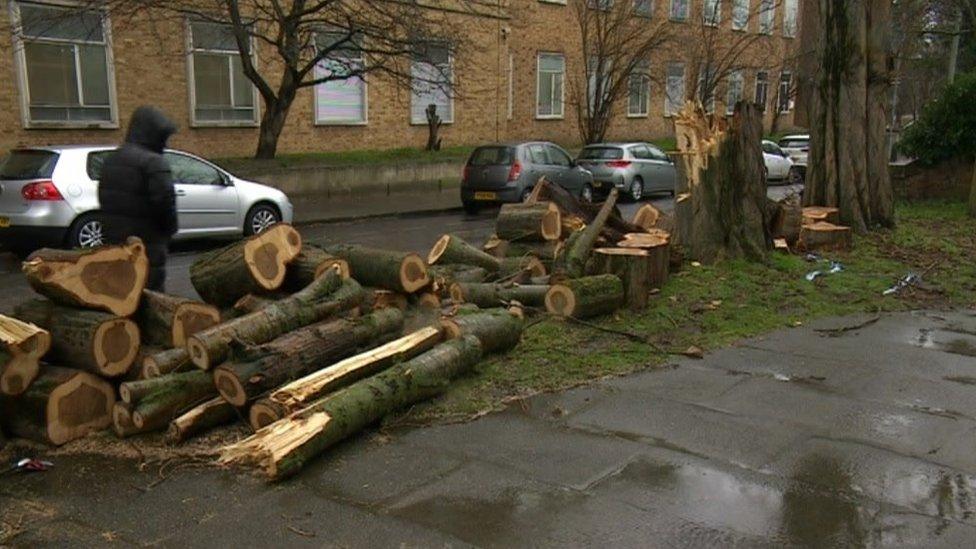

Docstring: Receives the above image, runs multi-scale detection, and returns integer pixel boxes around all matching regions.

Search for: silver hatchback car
[0,146,293,251]
[577,142,677,201]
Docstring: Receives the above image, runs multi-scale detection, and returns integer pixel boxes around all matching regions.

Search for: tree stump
[322,244,429,293]
[773,203,804,244]
[283,246,350,292]
[0,314,50,396]
[22,237,149,317]
[427,234,501,272]
[495,203,562,242]
[545,274,625,319]
[801,206,840,226]
[592,249,658,310]
[139,290,220,348]
[798,222,853,252]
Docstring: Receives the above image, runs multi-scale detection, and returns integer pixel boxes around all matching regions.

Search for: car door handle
[175,190,187,196]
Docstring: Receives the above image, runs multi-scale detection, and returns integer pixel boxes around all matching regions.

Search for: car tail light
[462,165,471,182]
[607,160,631,169]
[21,180,64,201]
[507,161,522,182]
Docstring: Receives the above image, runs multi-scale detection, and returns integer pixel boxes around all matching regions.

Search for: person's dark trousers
[144,238,169,292]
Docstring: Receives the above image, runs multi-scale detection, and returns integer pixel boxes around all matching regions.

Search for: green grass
[397,201,976,424]
[216,145,476,172]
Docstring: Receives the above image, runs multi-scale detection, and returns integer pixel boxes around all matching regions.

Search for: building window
[778,71,792,113]
[587,57,613,116]
[754,70,768,111]
[634,0,653,17]
[669,0,689,21]
[411,43,453,125]
[665,62,685,116]
[188,21,258,125]
[759,0,775,34]
[507,54,515,120]
[588,0,614,10]
[628,61,651,117]
[703,0,721,26]
[732,0,749,30]
[13,1,116,126]
[314,32,366,125]
[537,53,565,119]
[783,0,798,37]
[725,70,743,115]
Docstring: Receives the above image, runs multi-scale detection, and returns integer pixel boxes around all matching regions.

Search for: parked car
[0,146,294,252]
[761,140,802,184]
[460,142,594,213]
[576,142,676,201]
[778,134,809,179]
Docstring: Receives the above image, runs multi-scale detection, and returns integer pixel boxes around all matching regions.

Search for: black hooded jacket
[98,106,178,239]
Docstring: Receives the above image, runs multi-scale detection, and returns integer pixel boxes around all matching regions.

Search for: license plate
[0,217,9,228]
[474,192,497,201]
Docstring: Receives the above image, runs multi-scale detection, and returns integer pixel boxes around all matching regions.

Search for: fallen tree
[0,314,50,396]
[139,291,220,348]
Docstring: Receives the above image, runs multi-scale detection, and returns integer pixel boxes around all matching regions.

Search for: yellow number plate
[0,217,9,228]
[474,192,497,201]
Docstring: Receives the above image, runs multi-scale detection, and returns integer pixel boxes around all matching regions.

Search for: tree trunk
[969,157,976,217]
[0,314,50,396]
[449,283,550,309]
[427,234,501,272]
[425,104,443,151]
[121,370,216,433]
[0,366,114,445]
[321,244,429,293]
[186,272,363,370]
[190,224,302,307]
[495,203,562,242]
[22,237,149,316]
[283,246,350,293]
[591,249,657,310]
[672,102,772,263]
[441,308,522,353]
[143,347,192,378]
[166,397,238,444]
[545,274,624,319]
[220,336,482,480]
[255,94,293,160]
[801,0,894,232]
[14,299,140,378]
[212,309,404,407]
[139,290,220,348]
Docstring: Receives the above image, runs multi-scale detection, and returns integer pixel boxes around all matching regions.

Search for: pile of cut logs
[0,180,672,479]
[771,200,852,253]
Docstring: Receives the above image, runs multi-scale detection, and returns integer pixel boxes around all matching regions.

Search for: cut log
[0,366,114,445]
[190,224,302,307]
[495,202,562,242]
[143,347,191,378]
[364,289,409,311]
[632,203,662,231]
[221,335,482,480]
[592,248,659,310]
[449,283,549,309]
[212,309,405,407]
[410,292,441,309]
[497,256,547,280]
[802,206,841,226]
[231,294,278,316]
[798,222,853,252]
[0,314,50,396]
[505,241,565,261]
[774,203,804,244]
[427,234,501,272]
[249,326,442,429]
[482,235,509,258]
[186,268,363,370]
[427,265,489,296]
[14,299,140,378]
[545,274,624,319]
[321,244,429,293]
[562,215,587,235]
[617,230,670,249]
[112,402,139,438]
[559,189,619,279]
[283,246,351,292]
[127,370,217,432]
[441,308,522,353]
[139,290,220,348]
[166,397,237,444]
[22,237,149,316]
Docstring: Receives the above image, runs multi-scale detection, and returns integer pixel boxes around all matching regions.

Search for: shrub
[900,71,976,165]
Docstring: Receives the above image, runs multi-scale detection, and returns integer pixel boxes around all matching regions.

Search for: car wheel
[629,177,644,202]
[580,184,594,204]
[520,188,533,203]
[462,200,481,215]
[244,203,281,236]
[67,213,105,249]
[788,166,803,185]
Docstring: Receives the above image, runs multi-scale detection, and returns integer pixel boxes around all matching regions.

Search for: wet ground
[2,309,975,547]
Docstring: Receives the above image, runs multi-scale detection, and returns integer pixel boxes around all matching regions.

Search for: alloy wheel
[77,220,104,248]
[580,185,594,203]
[251,208,279,234]
[630,179,643,201]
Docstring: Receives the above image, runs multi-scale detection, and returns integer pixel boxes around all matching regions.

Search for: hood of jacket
[125,106,177,153]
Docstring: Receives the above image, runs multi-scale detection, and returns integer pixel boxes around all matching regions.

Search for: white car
[778,134,809,179]
[762,140,801,185]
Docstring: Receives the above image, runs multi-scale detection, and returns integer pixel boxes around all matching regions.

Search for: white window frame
[627,71,650,118]
[10,0,120,129]
[754,70,768,110]
[538,0,568,4]
[703,0,721,27]
[186,19,260,128]
[312,32,368,126]
[664,62,685,117]
[669,0,689,21]
[783,0,798,38]
[536,52,565,120]
[731,0,749,31]
[759,0,775,34]
[410,44,454,126]
[507,53,514,120]
[725,70,743,115]
[778,71,793,113]
[633,0,654,17]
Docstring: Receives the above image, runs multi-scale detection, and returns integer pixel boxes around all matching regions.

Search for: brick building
[0,0,802,159]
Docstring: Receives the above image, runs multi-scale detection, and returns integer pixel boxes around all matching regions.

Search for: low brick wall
[233,160,464,197]
[891,158,972,201]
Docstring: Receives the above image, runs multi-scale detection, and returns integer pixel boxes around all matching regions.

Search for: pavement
[2,309,975,546]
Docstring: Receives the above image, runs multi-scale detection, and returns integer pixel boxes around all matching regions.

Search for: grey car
[576,143,677,201]
[460,142,595,213]
[0,146,294,252]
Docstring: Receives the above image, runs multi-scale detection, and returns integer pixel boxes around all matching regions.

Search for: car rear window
[579,147,623,160]
[86,150,115,180]
[468,146,514,166]
[779,139,809,149]
[0,150,59,180]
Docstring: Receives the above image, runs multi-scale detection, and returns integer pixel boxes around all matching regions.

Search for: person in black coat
[99,106,178,291]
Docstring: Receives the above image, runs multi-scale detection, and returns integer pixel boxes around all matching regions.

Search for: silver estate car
[0,146,293,251]
[460,142,595,213]
[577,142,677,201]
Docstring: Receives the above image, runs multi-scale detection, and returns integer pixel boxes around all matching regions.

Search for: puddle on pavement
[915,329,976,358]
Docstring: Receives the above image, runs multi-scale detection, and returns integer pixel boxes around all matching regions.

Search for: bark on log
[427,234,501,272]
[143,347,192,378]
[0,314,50,396]
[545,275,624,319]
[231,294,278,316]
[190,224,302,307]
[249,326,442,429]
[221,335,482,480]
[212,309,404,407]
[14,299,140,378]
[186,269,363,370]
[773,203,804,244]
[495,203,562,242]
[482,235,509,258]
[798,222,853,252]
[441,309,522,353]
[592,249,657,310]
[283,246,351,293]
[139,290,220,348]
[321,244,429,293]
[801,206,841,226]
[449,283,549,309]
[0,366,114,445]
[126,370,217,432]
[427,265,489,297]
[560,189,619,278]
[166,397,237,443]
[22,237,148,316]
[504,241,564,261]
[497,256,547,280]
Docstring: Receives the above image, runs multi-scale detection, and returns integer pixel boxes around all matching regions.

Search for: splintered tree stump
[449,283,550,309]
[122,370,216,433]
[0,314,50,396]
[143,347,192,378]
[798,222,853,252]
[139,290,220,348]
[186,269,363,370]
[190,224,302,307]
[428,234,501,272]
[495,202,562,242]
[212,309,404,407]
[15,299,140,378]
[632,203,662,230]
[166,397,237,443]
[545,274,624,319]
[0,366,114,445]
[22,237,149,317]
[592,249,659,310]
[802,206,841,226]
[221,335,482,480]
[283,246,350,293]
[441,308,523,353]
[322,244,429,294]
